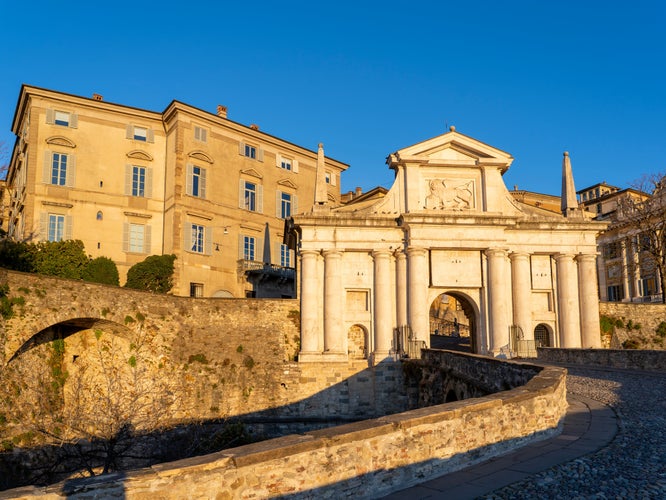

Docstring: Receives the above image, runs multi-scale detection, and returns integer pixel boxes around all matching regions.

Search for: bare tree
[0,140,8,180]
[615,173,666,303]
[0,325,188,485]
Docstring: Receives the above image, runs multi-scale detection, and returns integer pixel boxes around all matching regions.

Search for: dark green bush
[622,339,641,349]
[124,254,176,293]
[82,256,120,285]
[30,240,89,279]
[0,239,34,272]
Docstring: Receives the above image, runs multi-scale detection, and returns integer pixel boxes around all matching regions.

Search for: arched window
[96,211,103,221]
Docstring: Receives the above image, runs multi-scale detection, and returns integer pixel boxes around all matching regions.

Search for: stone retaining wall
[4,359,567,499]
[538,347,666,372]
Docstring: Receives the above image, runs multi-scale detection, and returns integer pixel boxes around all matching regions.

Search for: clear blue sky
[1,1,665,196]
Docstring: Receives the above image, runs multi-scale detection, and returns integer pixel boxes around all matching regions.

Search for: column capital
[485,248,508,258]
[406,246,428,258]
[372,248,392,259]
[575,253,598,263]
[509,251,530,261]
[300,249,321,258]
[322,249,344,258]
[554,252,576,262]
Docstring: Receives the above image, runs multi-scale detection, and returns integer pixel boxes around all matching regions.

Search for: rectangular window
[280,192,292,219]
[607,285,624,302]
[51,153,68,186]
[190,224,205,253]
[133,126,147,142]
[54,111,70,127]
[128,224,145,253]
[244,144,256,159]
[244,182,256,211]
[194,126,207,143]
[243,236,255,261]
[132,166,146,197]
[280,243,291,267]
[325,172,331,184]
[187,165,206,198]
[190,282,204,298]
[281,158,292,171]
[48,214,65,242]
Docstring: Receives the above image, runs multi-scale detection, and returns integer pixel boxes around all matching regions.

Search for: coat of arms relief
[425,179,475,210]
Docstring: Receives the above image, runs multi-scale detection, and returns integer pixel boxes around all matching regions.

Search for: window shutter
[257,184,263,213]
[200,168,207,199]
[70,113,78,128]
[238,235,245,259]
[275,242,281,266]
[123,223,129,252]
[46,109,54,124]
[145,168,153,198]
[238,142,245,155]
[184,222,191,252]
[257,147,264,162]
[126,125,133,139]
[147,128,155,143]
[65,216,73,240]
[239,179,245,209]
[276,191,282,217]
[256,237,263,262]
[144,225,152,253]
[40,212,48,240]
[331,173,337,186]
[186,164,193,196]
[276,154,282,169]
[66,154,76,187]
[293,160,299,173]
[293,194,298,215]
[125,165,132,195]
[43,150,52,184]
[204,226,212,255]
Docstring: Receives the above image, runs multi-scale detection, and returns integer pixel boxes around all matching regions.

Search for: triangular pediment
[390,128,513,172]
[277,179,297,189]
[240,168,262,179]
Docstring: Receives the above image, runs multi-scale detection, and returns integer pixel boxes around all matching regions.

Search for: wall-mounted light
[224,227,229,234]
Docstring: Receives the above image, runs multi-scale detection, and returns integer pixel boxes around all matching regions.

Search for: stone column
[395,249,407,328]
[323,250,345,356]
[373,250,393,359]
[510,252,532,340]
[486,249,510,355]
[577,253,602,348]
[555,253,581,348]
[620,240,630,301]
[407,247,429,344]
[300,250,320,356]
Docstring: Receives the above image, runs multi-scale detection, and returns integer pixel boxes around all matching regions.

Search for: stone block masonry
[3,357,567,499]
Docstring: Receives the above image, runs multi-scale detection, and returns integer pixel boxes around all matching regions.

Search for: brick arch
[8,317,133,363]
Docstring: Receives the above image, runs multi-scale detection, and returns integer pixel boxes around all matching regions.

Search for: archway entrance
[429,293,477,353]
[347,324,368,359]
[534,323,552,347]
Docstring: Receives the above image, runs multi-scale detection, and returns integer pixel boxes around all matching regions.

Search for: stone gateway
[290,128,607,361]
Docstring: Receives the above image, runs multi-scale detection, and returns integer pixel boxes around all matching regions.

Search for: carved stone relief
[425,179,475,210]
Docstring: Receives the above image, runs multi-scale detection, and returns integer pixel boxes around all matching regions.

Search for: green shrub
[188,353,209,364]
[600,315,615,333]
[82,256,120,285]
[614,318,625,329]
[125,254,176,293]
[622,339,641,349]
[0,239,34,272]
[30,240,89,279]
[656,321,666,338]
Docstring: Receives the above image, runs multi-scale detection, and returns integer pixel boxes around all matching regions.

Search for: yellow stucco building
[5,85,347,297]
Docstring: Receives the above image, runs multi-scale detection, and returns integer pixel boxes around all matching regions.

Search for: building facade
[290,129,607,360]
[578,182,662,303]
[4,85,347,297]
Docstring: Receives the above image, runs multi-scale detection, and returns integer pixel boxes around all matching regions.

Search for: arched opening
[429,292,477,353]
[211,289,234,298]
[347,324,368,359]
[534,323,552,347]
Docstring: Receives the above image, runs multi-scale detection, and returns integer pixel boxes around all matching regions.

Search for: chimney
[250,124,260,131]
[92,93,103,101]
[216,105,227,118]
[355,187,362,197]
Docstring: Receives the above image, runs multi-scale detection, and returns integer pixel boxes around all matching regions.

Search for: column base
[370,351,396,365]
[323,351,348,362]
[297,352,324,363]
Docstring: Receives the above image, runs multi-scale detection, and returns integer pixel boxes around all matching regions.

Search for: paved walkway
[383,378,618,499]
